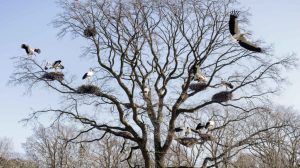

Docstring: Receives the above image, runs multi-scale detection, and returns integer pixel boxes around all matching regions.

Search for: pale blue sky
[0,0,299,153]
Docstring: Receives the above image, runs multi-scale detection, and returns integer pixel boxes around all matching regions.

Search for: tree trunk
[155,151,166,168]
[140,144,151,168]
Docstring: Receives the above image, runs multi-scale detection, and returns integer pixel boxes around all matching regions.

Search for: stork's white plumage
[205,120,215,131]
[192,64,207,82]
[185,127,192,137]
[82,68,94,81]
[21,44,41,57]
[229,11,262,52]
[52,60,64,71]
[221,79,234,89]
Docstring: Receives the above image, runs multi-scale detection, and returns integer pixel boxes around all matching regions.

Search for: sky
[0,0,299,154]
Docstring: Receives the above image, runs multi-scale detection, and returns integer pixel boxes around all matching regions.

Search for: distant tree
[23,124,78,168]
[0,137,13,159]
[11,0,297,167]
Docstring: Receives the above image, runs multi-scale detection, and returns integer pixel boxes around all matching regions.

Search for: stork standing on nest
[191,63,207,82]
[21,44,41,58]
[45,60,64,71]
[82,68,95,82]
[205,120,215,131]
[229,11,262,52]
[175,127,192,137]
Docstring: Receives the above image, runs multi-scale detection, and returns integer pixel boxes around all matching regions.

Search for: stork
[185,127,192,137]
[174,127,192,137]
[44,60,64,71]
[21,44,41,57]
[82,68,95,82]
[195,123,205,130]
[191,64,207,82]
[205,120,215,131]
[221,79,234,89]
[229,11,262,52]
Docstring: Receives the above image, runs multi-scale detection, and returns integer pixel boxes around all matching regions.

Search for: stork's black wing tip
[82,73,87,79]
[34,48,41,54]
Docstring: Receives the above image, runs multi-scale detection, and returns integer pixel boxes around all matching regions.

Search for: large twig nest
[176,137,200,147]
[211,91,232,102]
[84,26,97,37]
[41,72,64,81]
[199,133,214,141]
[77,84,101,95]
[189,82,207,92]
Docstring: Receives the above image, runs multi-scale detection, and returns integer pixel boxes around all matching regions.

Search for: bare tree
[0,137,13,159]
[246,107,300,168]
[11,0,297,167]
[23,124,79,168]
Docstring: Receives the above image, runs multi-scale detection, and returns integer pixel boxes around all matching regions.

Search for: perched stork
[229,11,262,52]
[82,68,95,81]
[185,127,192,136]
[45,60,64,71]
[174,127,192,137]
[21,44,41,57]
[221,79,234,89]
[191,64,207,82]
[205,120,215,131]
[52,60,64,71]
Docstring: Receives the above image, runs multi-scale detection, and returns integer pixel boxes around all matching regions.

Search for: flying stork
[221,79,234,89]
[229,11,262,52]
[21,44,41,57]
[82,68,95,81]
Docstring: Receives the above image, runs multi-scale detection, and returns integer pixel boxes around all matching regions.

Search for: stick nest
[211,91,232,102]
[176,137,200,147]
[199,133,214,141]
[84,26,97,37]
[77,84,101,95]
[42,72,64,81]
[189,82,207,92]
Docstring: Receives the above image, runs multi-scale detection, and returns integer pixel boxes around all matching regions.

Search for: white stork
[185,127,192,137]
[191,64,207,82]
[82,68,95,81]
[52,60,64,71]
[195,122,205,130]
[229,11,262,52]
[221,79,234,89]
[174,127,192,137]
[21,44,41,57]
[44,60,64,71]
[205,120,215,131]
